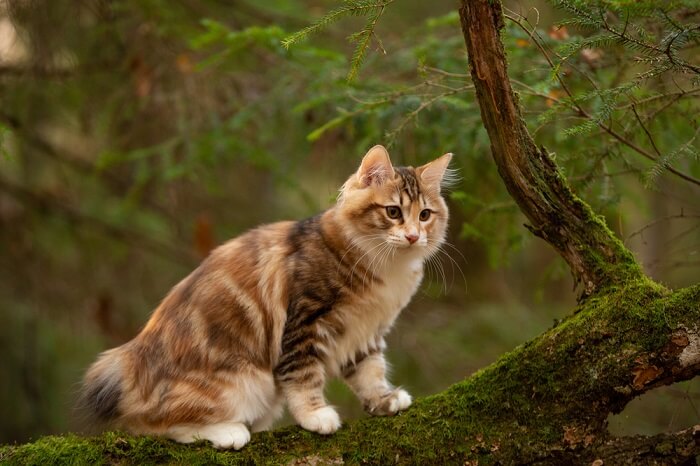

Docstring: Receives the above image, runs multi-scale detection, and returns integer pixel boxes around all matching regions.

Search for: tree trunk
[459,0,642,301]
[1,1,699,464]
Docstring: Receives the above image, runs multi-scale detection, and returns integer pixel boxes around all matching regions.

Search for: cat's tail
[78,347,125,426]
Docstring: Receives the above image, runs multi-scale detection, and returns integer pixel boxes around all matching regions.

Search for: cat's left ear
[417,153,453,192]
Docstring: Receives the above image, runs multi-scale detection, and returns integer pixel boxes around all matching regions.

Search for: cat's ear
[357,145,395,187]
[417,153,453,192]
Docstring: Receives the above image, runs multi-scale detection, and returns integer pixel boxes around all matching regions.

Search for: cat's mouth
[387,239,426,249]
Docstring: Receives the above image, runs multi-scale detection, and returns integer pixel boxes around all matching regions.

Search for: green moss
[526,142,646,297]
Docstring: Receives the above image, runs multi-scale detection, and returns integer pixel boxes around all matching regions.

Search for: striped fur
[80,145,452,449]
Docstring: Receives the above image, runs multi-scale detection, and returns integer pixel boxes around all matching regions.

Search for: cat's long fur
[81,145,452,449]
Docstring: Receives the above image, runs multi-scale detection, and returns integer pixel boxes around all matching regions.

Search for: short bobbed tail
[78,348,124,425]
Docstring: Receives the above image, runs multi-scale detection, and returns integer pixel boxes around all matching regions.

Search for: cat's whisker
[428,253,448,296]
[362,242,393,292]
[433,255,448,296]
[426,254,439,288]
[427,244,451,294]
[377,243,395,277]
[362,244,386,292]
[427,239,468,293]
[439,245,468,292]
[422,255,436,291]
[436,239,469,266]
[360,245,381,292]
[349,240,388,290]
[337,234,386,282]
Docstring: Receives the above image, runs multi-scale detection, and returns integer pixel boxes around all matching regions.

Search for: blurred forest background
[1,0,699,445]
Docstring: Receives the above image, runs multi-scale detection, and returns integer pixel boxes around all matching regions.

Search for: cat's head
[337,145,453,261]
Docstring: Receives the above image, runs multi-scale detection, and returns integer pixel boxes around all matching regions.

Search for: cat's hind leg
[166,421,251,450]
[251,395,284,433]
[142,363,277,449]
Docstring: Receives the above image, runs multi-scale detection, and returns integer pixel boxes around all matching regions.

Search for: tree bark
[459,0,641,300]
[1,1,699,464]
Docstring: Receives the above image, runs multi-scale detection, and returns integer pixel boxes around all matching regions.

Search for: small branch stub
[677,327,700,368]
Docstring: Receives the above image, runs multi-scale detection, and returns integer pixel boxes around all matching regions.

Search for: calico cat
[81,145,452,450]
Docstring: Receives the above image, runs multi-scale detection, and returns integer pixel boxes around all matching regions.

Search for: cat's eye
[419,209,431,221]
[385,206,402,219]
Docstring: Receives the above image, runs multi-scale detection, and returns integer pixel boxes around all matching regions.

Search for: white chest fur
[325,257,424,376]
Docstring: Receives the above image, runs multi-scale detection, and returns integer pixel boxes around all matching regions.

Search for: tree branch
[459,0,643,298]
[2,281,699,464]
[503,11,700,190]
[589,426,700,466]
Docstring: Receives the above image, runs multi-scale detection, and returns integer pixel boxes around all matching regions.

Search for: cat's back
[156,219,297,318]
[211,219,296,281]
[133,220,296,370]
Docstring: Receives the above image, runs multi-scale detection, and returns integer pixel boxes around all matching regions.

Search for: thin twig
[631,104,662,157]
[616,88,700,110]
[503,11,700,189]
[385,85,474,142]
[625,213,700,245]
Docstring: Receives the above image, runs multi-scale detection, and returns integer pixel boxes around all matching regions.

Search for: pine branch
[281,0,391,49]
[346,6,387,82]
[504,10,700,189]
[384,84,474,144]
[600,15,700,76]
[645,126,700,186]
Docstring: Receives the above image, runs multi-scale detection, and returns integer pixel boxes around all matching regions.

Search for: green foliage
[191,21,287,68]
[559,85,637,137]
[551,0,700,80]
[282,0,394,81]
[282,0,700,268]
[645,128,700,185]
[282,1,387,47]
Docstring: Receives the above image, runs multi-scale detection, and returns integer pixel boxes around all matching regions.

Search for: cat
[80,145,452,450]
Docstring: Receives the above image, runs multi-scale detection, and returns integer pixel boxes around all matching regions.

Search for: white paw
[390,389,412,413]
[298,406,341,435]
[200,422,251,450]
[365,388,413,416]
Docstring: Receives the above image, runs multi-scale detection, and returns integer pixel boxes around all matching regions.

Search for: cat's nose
[405,233,419,244]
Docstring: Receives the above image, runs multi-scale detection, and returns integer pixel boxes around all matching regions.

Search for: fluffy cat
[80,145,452,450]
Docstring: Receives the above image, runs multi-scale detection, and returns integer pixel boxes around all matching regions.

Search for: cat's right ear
[357,145,395,187]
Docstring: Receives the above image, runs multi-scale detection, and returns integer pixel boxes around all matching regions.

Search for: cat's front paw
[365,388,412,416]
[298,406,341,435]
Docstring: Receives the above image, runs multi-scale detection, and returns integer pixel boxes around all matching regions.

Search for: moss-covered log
[2,0,699,464]
[2,281,699,464]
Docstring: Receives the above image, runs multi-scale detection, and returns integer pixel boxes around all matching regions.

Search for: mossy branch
[2,282,699,464]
